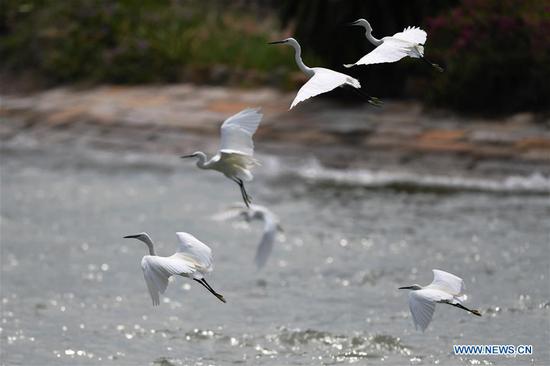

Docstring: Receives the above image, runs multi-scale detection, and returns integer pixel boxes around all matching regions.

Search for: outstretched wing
[175,232,213,273]
[255,213,279,269]
[291,68,360,109]
[393,26,427,45]
[345,38,410,67]
[429,269,465,296]
[408,290,436,331]
[211,207,246,222]
[141,255,196,306]
[219,108,263,156]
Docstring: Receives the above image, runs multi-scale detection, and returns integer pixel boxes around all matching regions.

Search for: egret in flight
[123,232,226,305]
[345,19,443,72]
[181,108,263,207]
[399,269,481,331]
[215,203,283,269]
[268,37,381,109]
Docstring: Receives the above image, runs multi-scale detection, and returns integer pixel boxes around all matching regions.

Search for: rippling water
[1,145,549,365]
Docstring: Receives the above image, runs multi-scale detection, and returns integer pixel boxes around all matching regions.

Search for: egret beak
[398,286,414,290]
[123,234,139,239]
[268,40,287,45]
[346,20,360,26]
[180,154,195,159]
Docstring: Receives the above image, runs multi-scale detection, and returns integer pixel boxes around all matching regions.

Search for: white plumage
[219,108,262,156]
[214,203,283,269]
[268,38,372,109]
[291,67,361,109]
[399,269,481,332]
[181,108,263,207]
[345,19,442,71]
[124,232,226,305]
[429,269,465,296]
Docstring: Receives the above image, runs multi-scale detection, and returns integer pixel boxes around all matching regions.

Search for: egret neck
[289,39,314,77]
[124,233,156,256]
[362,20,383,46]
[181,152,209,169]
[270,39,314,77]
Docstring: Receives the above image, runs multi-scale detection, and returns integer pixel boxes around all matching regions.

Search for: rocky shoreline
[2,84,549,178]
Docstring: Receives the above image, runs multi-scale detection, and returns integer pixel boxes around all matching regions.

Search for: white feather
[175,232,213,276]
[345,25,428,67]
[408,289,450,331]
[254,209,280,269]
[393,26,427,45]
[402,269,477,331]
[133,232,220,306]
[141,254,196,306]
[428,269,465,296]
[219,108,262,156]
[291,68,361,109]
[216,203,282,269]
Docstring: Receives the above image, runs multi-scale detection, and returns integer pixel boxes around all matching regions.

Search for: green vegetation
[1,0,297,86]
[2,0,548,114]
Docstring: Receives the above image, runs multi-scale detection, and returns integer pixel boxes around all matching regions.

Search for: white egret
[123,232,226,305]
[268,38,381,109]
[181,108,263,208]
[215,203,283,269]
[344,19,443,72]
[399,269,481,331]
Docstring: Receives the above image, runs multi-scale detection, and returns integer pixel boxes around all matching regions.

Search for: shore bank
[2,84,549,178]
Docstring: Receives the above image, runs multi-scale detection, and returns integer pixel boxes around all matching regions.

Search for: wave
[261,156,550,194]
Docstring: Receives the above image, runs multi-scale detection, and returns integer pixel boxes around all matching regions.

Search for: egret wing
[408,290,437,331]
[141,255,196,306]
[392,26,427,45]
[254,214,278,269]
[428,269,464,296]
[346,39,410,67]
[219,108,263,156]
[212,208,246,222]
[291,68,360,109]
[175,232,213,273]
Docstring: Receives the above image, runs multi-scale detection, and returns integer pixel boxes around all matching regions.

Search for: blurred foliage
[0,0,295,86]
[278,0,459,98]
[426,0,550,113]
[279,0,550,114]
[2,0,549,114]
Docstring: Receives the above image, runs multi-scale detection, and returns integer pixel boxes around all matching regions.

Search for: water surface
[1,144,549,365]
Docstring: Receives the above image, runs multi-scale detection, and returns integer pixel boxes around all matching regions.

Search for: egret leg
[449,302,481,316]
[350,87,383,107]
[421,57,444,72]
[232,178,252,207]
[199,279,226,303]
[237,178,252,204]
[193,279,226,303]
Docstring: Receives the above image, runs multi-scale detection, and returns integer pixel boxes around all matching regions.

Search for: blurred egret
[345,19,443,72]
[399,269,481,331]
[123,232,226,305]
[268,38,381,109]
[215,203,283,269]
[181,108,263,207]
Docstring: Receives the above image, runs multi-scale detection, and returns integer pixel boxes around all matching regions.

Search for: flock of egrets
[123,19,481,333]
